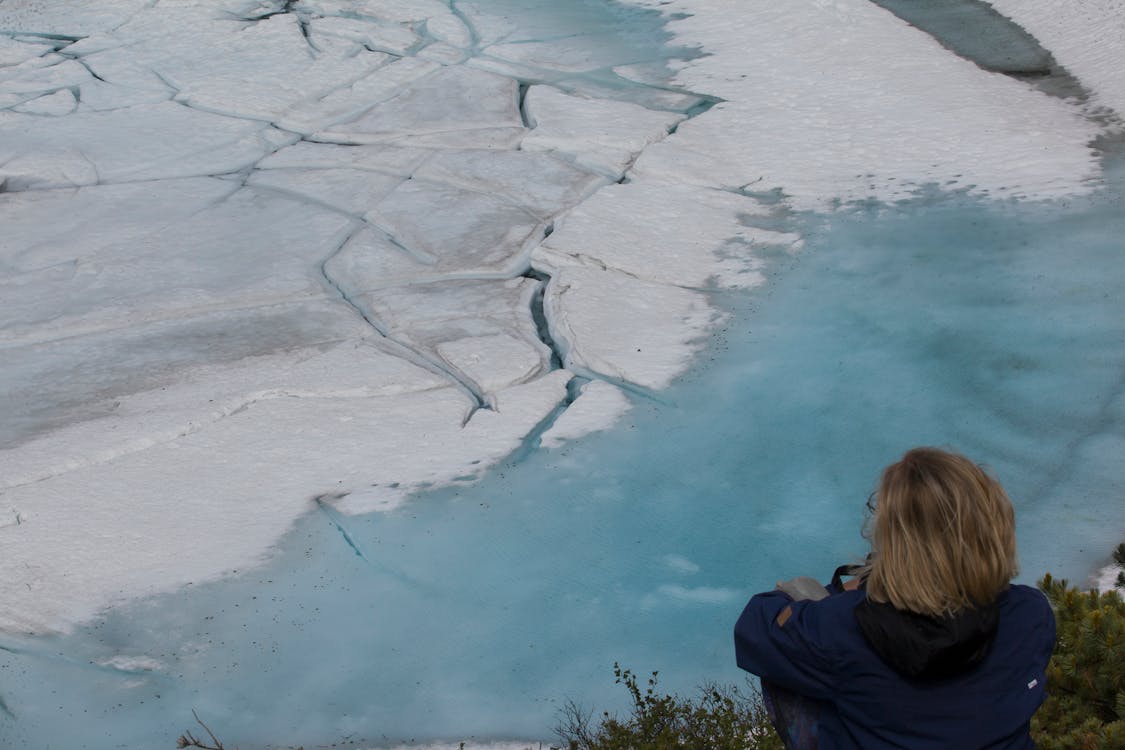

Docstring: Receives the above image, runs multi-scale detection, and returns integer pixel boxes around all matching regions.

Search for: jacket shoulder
[997,584,1056,657]
[1003,584,1053,615]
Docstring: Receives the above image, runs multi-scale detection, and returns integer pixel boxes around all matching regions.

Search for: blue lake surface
[5,159,1123,750]
[2,1,1124,748]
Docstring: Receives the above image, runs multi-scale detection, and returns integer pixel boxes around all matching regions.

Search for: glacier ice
[351,277,554,395]
[412,149,608,220]
[0,0,722,644]
[542,265,717,390]
[521,85,685,178]
[315,64,524,147]
[533,179,795,290]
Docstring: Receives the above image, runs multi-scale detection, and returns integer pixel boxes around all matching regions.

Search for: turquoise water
[4,160,1123,749]
[3,0,1125,747]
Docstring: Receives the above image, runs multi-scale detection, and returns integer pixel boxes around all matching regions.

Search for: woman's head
[864,447,1018,617]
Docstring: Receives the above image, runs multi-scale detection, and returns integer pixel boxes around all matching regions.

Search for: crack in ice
[318,224,491,416]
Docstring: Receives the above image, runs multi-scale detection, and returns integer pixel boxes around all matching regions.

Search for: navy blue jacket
[734,584,1055,749]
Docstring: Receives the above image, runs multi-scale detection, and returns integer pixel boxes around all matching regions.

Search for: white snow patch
[423,11,474,50]
[542,266,718,390]
[350,278,553,393]
[0,37,52,67]
[0,0,150,35]
[437,334,544,394]
[522,86,685,178]
[77,79,172,112]
[13,88,77,116]
[334,371,572,515]
[416,42,470,66]
[300,0,452,24]
[1,316,445,488]
[258,140,431,175]
[527,179,786,395]
[0,101,289,190]
[2,187,352,344]
[360,180,548,281]
[310,15,422,57]
[985,0,1125,121]
[278,57,438,136]
[540,380,632,450]
[96,655,164,673]
[642,584,742,609]
[0,178,234,277]
[412,149,608,220]
[315,65,524,148]
[535,179,791,290]
[115,11,391,125]
[248,167,406,219]
[629,0,1103,208]
[1094,562,1124,593]
[662,554,702,575]
[658,584,741,604]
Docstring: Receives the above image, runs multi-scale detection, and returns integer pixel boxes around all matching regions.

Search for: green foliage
[1031,574,1125,750]
[555,663,783,750]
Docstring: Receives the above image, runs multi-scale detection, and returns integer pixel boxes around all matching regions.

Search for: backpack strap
[831,563,867,590]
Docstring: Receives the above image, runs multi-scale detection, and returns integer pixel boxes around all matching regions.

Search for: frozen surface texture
[0,0,733,636]
[985,0,1125,120]
[629,0,1103,209]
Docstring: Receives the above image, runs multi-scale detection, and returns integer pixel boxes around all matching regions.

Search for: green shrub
[554,663,783,750]
[1031,574,1125,749]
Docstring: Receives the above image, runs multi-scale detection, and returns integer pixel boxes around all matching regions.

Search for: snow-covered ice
[1,0,730,638]
[537,378,632,451]
[984,0,1125,119]
[411,149,608,220]
[545,265,717,390]
[533,180,795,290]
[315,65,524,147]
[629,0,1103,208]
[521,86,685,178]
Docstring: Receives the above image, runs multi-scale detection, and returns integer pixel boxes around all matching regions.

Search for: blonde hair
[864,447,1019,617]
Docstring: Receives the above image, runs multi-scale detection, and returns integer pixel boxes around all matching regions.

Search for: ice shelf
[0,0,753,637]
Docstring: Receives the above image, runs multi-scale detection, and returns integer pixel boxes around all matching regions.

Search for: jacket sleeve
[734,589,839,700]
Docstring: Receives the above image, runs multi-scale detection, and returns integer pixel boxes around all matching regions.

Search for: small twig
[175,710,225,749]
[195,710,224,748]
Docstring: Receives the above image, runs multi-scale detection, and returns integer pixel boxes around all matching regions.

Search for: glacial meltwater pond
[5,160,1125,748]
[1,0,1123,748]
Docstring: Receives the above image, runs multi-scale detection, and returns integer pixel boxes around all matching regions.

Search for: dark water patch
[869,0,1087,102]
